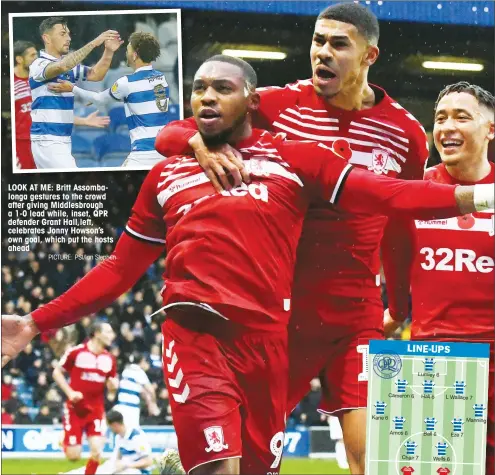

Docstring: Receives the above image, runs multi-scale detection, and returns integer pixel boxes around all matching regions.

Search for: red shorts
[62,403,106,447]
[162,311,288,475]
[15,139,36,169]
[288,295,383,413]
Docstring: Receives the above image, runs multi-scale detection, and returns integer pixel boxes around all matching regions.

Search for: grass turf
[1,457,350,474]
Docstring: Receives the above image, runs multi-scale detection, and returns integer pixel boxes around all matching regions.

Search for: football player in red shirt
[53,322,118,474]
[13,40,38,169]
[154,5,430,471]
[386,82,495,474]
[1,57,492,475]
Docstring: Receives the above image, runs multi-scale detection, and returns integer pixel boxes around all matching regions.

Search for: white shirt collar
[134,65,153,73]
[40,50,60,61]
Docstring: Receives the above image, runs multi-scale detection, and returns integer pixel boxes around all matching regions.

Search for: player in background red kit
[154,4,428,471]
[13,41,38,169]
[12,39,110,171]
[53,322,118,474]
[385,82,495,474]
[1,56,492,475]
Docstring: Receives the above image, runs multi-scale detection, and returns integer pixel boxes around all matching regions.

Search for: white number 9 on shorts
[269,431,285,469]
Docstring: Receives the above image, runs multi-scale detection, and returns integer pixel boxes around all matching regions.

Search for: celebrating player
[385,82,495,473]
[48,32,170,168]
[63,410,153,475]
[53,322,118,474]
[2,57,493,475]
[13,40,110,171]
[113,352,159,429]
[155,5,430,471]
[29,17,122,169]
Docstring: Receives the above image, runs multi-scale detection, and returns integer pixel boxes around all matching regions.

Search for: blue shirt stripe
[126,90,158,104]
[127,112,168,130]
[31,122,73,136]
[131,138,156,152]
[119,387,141,396]
[32,96,74,111]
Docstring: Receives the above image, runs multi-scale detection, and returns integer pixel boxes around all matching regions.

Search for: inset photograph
[9,9,183,173]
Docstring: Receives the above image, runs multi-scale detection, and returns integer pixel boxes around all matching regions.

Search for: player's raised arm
[1,166,166,366]
[86,36,123,82]
[48,79,117,110]
[44,30,121,80]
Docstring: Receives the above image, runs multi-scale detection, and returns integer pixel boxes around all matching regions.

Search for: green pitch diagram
[366,340,490,475]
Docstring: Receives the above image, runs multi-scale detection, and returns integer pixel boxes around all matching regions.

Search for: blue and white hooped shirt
[109,65,170,159]
[29,50,89,142]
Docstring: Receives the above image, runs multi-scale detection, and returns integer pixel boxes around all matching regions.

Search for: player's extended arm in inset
[48,80,116,111]
[74,111,110,128]
[1,234,163,367]
[53,364,83,402]
[156,123,250,192]
[43,30,121,80]
[86,36,124,82]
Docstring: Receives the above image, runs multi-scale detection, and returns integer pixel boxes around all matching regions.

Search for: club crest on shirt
[369,149,389,175]
[153,84,169,112]
[204,426,229,453]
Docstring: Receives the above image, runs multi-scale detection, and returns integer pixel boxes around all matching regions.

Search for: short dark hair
[317,3,379,44]
[89,321,104,338]
[106,410,124,425]
[129,32,161,63]
[14,40,36,59]
[129,352,145,365]
[203,54,258,90]
[39,17,68,37]
[435,81,495,113]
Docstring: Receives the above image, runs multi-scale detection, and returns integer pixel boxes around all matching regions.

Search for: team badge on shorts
[369,149,389,175]
[204,426,229,453]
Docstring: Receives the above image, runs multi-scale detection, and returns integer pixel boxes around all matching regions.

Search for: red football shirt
[256,80,429,302]
[401,467,415,474]
[411,163,494,340]
[436,468,450,475]
[60,342,116,414]
[13,74,32,140]
[126,129,350,330]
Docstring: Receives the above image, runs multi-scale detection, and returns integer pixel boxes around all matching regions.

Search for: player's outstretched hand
[383,308,402,338]
[84,111,110,128]
[189,133,250,192]
[94,30,120,47]
[48,79,74,94]
[1,314,39,368]
[104,37,124,52]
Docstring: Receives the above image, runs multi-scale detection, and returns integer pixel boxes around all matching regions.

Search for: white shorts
[32,141,77,169]
[113,404,141,428]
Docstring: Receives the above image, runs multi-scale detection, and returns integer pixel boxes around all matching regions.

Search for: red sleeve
[280,141,351,203]
[125,161,167,245]
[109,356,117,378]
[254,84,299,130]
[31,166,167,332]
[381,122,429,320]
[154,117,197,158]
[339,169,459,219]
[31,234,164,332]
[59,346,77,372]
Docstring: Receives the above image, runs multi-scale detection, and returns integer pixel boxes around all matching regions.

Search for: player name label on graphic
[366,339,490,475]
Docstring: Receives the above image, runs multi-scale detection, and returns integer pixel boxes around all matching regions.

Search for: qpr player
[2,57,494,475]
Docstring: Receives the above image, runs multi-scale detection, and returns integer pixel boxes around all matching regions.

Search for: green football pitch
[1,457,350,474]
